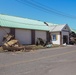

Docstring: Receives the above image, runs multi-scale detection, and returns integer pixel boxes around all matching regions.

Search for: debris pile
[2,33,25,51]
[36,38,49,46]
[36,38,52,48]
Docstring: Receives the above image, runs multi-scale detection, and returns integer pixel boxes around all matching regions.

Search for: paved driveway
[0,45,76,75]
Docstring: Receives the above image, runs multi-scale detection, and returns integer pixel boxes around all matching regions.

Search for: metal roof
[70,28,76,33]
[47,22,70,32]
[0,14,49,31]
[0,14,72,32]
[49,25,66,32]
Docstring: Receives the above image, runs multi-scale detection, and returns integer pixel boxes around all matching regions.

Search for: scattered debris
[36,38,48,47]
[46,44,52,48]
[63,43,67,46]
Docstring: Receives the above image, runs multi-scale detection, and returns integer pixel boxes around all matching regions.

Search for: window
[52,34,57,41]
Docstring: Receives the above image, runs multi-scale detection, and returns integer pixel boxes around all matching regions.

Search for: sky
[0,0,76,29]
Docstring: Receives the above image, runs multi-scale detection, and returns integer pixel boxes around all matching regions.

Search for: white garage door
[35,31,46,42]
[0,28,10,45]
[15,29,31,44]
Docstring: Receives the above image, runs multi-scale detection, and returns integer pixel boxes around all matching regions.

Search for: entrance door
[63,35,68,44]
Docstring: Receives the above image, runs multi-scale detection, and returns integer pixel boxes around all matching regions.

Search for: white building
[49,25,71,45]
[0,14,71,45]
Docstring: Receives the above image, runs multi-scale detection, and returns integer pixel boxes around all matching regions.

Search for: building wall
[35,31,47,43]
[51,32,60,45]
[0,27,10,45]
[62,31,69,44]
[15,29,31,44]
[0,27,70,45]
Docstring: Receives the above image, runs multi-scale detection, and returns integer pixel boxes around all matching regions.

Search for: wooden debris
[2,33,25,51]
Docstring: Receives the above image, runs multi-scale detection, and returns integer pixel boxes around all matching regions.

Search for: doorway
[63,35,68,44]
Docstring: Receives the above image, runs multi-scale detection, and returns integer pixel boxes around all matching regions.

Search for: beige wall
[15,29,47,45]
[51,31,69,45]
[15,29,31,44]
[51,32,60,45]
[35,30,47,42]
[0,28,10,45]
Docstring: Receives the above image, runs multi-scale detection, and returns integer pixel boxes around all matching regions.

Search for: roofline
[0,26,49,31]
[0,14,44,23]
[0,14,71,32]
[0,14,67,26]
[61,24,71,31]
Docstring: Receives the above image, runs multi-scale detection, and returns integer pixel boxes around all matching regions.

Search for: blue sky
[0,0,76,29]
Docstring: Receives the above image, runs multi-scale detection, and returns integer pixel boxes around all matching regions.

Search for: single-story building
[0,14,50,45]
[0,14,71,45]
[48,24,71,45]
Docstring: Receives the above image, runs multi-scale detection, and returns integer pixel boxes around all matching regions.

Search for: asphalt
[0,45,76,75]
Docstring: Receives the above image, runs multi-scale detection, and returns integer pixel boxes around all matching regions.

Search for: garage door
[35,31,46,42]
[15,29,31,44]
[0,28,10,45]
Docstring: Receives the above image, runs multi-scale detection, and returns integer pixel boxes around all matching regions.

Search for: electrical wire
[15,0,56,15]
[16,0,76,19]
[30,0,76,18]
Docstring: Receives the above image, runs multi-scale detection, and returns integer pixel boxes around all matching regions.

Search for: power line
[16,0,76,19]
[24,0,76,18]
[31,0,76,18]
[15,0,59,15]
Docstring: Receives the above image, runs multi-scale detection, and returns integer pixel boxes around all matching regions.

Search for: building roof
[70,28,76,33]
[49,25,66,32]
[44,22,70,32]
[0,14,49,31]
[0,14,71,32]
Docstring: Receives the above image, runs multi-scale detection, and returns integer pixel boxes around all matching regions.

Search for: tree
[69,31,76,45]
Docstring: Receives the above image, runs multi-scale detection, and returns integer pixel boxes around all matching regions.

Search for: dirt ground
[0,44,61,52]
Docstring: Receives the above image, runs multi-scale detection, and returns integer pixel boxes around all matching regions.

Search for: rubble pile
[36,38,47,46]
[2,33,25,51]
